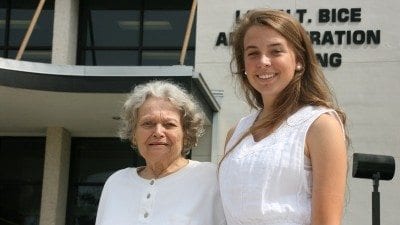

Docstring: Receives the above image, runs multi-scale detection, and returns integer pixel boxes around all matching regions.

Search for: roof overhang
[0,58,220,137]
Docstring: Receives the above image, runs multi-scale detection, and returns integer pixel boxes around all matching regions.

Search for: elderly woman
[95,80,226,225]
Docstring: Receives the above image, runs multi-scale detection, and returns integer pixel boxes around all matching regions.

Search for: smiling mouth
[149,143,167,146]
[257,73,276,79]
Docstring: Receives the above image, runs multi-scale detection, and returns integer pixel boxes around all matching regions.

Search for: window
[0,137,45,225]
[0,1,5,46]
[66,138,145,225]
[78,0,195,66]
[0,0,54,63]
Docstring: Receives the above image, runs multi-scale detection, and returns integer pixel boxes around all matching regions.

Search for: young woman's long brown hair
[222,9,347,161]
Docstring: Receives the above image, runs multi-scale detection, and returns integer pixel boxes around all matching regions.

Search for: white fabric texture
[96,160,226,225]
[219,105,341,225]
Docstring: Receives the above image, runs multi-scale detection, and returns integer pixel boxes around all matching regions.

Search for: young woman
[219,9,348,225]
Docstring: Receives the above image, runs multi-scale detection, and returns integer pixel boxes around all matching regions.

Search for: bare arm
[306,113,347,225]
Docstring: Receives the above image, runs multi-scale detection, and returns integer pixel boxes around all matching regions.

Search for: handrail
[16,0,46,60]
[179,0,197,65]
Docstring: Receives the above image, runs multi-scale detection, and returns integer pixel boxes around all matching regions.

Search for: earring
[131,136,137,146]
[244,71,248,76]
[296,64,302,71]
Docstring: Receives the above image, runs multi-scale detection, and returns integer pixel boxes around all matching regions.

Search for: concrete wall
[196,0,400,224]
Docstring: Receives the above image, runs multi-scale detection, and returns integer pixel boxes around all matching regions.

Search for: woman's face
[134,96,184,165]
[243,25,298,103]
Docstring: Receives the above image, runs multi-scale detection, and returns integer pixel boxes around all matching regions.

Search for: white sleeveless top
[219,106,341,225]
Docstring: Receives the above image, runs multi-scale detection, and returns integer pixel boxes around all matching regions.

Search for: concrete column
[51,0,79,65]
[211,90,223,164]
[39,127,71,225]
[210,112,221,164]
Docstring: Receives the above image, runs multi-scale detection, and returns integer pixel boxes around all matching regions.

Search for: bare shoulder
[306,113,346,157]
[309,113,344,137]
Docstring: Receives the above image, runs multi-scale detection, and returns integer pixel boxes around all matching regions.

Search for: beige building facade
[0,0,398,225]
[196,1,399,225]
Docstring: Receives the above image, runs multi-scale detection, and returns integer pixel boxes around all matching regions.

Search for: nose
[153,124,165,137]
[258,55,271,68]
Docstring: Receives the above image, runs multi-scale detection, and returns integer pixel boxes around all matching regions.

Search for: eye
[271,49,283,55]
[246,51,259,57]
[164,122,178,128]
[141,120,154,128]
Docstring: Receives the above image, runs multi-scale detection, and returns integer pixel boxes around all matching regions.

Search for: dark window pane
[143,10,195,47]
[68,185,102,225]
[142,50,194,66]
[67,138,144,225]
[69,138,143,183]
[0,137,45,183]
[81,0,140,10]
[0,5,5,45]
[85,50,139,66]
[0,137,45,225]
[144,0,191,10]
[0,184,41,225]
[8,50,51,63]
[77,0,196,66]
[10,0,54,9]
[86,10,140,47]
[9,9,54,46]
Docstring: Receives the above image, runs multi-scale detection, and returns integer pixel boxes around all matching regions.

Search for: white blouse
[219,106,341,225]
[96,160,226,225]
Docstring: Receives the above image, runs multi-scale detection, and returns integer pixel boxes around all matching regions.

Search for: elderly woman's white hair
[119,80,205,154]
